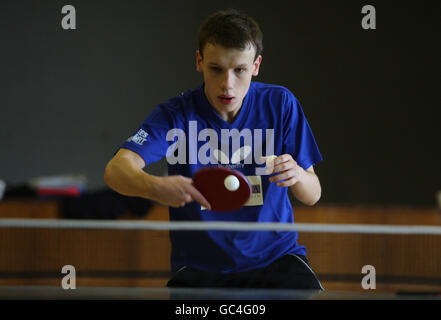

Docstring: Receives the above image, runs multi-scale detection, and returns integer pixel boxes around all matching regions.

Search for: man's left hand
[267,154,305,187]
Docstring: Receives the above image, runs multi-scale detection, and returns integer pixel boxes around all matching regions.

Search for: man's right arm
[104,148,211,209]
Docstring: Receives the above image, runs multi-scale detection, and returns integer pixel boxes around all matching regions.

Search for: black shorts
[167,254,324,290]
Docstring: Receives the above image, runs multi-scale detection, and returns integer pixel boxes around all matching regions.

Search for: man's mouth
[218,95,235,105]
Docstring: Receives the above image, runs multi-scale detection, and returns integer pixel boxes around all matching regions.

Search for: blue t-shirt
[120,81,323,273]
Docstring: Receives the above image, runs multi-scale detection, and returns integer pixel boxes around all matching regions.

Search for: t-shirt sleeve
[119,105,174,166]
[282,91,323,170]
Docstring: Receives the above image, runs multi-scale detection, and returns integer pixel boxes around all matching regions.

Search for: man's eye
[235,68,246,73]
[211,67,221,72]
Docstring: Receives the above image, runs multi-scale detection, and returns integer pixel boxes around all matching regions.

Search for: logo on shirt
[130,129,149,146]
[165,121,274,175]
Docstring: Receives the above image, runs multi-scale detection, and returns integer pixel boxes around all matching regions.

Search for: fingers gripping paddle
[193,167,251,212]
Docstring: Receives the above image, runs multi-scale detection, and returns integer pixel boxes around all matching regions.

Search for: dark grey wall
[1,0,440,205]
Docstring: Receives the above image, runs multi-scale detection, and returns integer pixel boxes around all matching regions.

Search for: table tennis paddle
[193,167,251,212]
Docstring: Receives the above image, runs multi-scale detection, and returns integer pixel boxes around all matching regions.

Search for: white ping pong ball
[265,155,277,166]
[264,155,278,174]
[224,175,240,191]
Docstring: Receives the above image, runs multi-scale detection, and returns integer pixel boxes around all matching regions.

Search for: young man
[104,9,323,290]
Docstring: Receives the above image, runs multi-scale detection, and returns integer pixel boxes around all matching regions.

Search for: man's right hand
[151,175,212,210]
[104,149,211,210]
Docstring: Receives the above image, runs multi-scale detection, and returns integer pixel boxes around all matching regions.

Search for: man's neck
[203,87,243,124]
[217,108,241,124]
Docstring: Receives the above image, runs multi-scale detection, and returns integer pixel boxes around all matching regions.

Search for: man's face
[196,43,262,120]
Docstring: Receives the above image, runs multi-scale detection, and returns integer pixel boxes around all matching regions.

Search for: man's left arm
[268,154,321,206]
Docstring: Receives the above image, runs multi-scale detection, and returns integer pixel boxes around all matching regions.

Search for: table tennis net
[0,219,440,295]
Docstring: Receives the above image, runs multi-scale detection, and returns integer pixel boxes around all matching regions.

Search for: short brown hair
[198,9,263,61]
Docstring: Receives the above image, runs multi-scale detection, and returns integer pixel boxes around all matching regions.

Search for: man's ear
[196,50,203,72]
[252,55,262,76]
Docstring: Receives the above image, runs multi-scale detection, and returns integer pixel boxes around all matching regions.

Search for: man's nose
[221,71,235,90]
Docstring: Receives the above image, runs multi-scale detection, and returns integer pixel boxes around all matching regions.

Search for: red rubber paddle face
[193,167,251,212]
